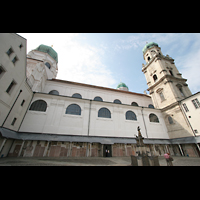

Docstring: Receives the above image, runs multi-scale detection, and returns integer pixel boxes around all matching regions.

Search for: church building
[0,33,200,158]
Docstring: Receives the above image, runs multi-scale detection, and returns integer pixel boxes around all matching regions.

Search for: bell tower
[142,42,193,139]
[142,42,192,109]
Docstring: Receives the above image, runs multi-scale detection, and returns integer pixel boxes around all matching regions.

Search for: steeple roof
[117,82,129,90]
[35,44,58,63]
[142,42,159,55]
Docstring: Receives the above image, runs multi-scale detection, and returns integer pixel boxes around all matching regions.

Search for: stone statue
[135,126,144,147]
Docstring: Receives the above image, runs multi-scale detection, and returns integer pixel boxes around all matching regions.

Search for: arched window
[66,104,81,115]
[131,102,138,106]
[29,100,47,112]
[147,56,151,61]
[148,104,154,109]
[45,62,51,69]
[94,96,103,102]
[98,108,111,118]
[153,74,158,82]
[126,111,137,121]
[176,84,185,97]
[72,93,82,99]
[49,90,59,95]
[168,116,173,124]
[169,70,174,76]
[113,99,122,104]
[149,113,159,123]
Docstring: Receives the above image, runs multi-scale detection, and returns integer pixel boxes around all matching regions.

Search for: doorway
[103,144,112,157]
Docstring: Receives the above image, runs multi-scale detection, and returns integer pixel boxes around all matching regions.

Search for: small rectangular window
[12,56,18,65]
[0,65,5,78]
[6,80,16,94]
[6,47,13,56]
[183,103,189,112]
[11,117,17,126]
[192,99,200,109]
[21,99,25,106]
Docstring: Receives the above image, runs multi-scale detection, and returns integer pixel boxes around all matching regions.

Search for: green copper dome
[117,82,129,89]
[35,44,58,63]
[142,42,159,54]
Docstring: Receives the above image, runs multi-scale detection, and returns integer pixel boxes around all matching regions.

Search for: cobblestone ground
[0,156,200,166]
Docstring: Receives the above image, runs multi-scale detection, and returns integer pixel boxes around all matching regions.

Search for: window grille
[72,93,82,99]
[113,99,122,104]
[126,111,137,121]
[98,108,111,118]
[149,113,159,123]
[94,96,103,101]
[29,100,47,112]
[66,104,81,115]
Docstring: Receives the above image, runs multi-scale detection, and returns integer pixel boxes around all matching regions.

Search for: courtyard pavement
[0,156,200,166]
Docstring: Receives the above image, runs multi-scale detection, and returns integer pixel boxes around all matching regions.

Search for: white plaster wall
[19,92,169,139]
[43,80,153,108]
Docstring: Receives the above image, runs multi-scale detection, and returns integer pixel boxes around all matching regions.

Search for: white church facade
[0,33,200,158]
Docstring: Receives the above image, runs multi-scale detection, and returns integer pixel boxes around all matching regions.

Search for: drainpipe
[2,89,22,127]
[141,107,148,138]
[178,144,184,156]
[86,100,92,157]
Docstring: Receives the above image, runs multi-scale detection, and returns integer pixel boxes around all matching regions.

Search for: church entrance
[103,144,112,157]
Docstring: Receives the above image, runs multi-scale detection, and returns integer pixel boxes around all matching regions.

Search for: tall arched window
[176,84,185,97]
[149,113,159,123]
[66,104,81,115]
[72,93,82,99]
[131,102,138,106]
[29,100,47,112]
[168,116,173,124]
[125,111,137,121]
[153,74,158,82]
[98,108,111,118]
[49,90,59,95]
[113,99,122,104]
[94,96,103,102]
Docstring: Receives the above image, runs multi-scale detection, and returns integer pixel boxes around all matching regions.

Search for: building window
[148,56,151,61]
[94,96,103,102]
[169,70,174,76]
[66,104,81,115]
[72,93,82,99]
[153,74,158,82]
[49,90,59,95]
[125,111,137,121]
[159,92,165,101]
[182,103,189,112]
[113,99,122,104]
[29,100,47,112]
[21,99,25,106]
[45,62,51,69]
[11,118,17,126]
[6,47,13,56]
[19,44,23,49]
[149,113,159,123]
[131,102,138,106]
[177,84,185,97]
[148,104,154,109]
[0,65,5,78]
[168,116,173,124]
[192,98,200,109]
[12,56,18,65]
[6,80,16,94]
[98,108,111,118]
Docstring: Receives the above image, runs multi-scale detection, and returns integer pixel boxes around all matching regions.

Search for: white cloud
[56,35,117,88]
[18,33,117,88]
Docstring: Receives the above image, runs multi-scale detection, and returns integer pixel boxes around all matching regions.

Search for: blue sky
[18,33,200,94]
